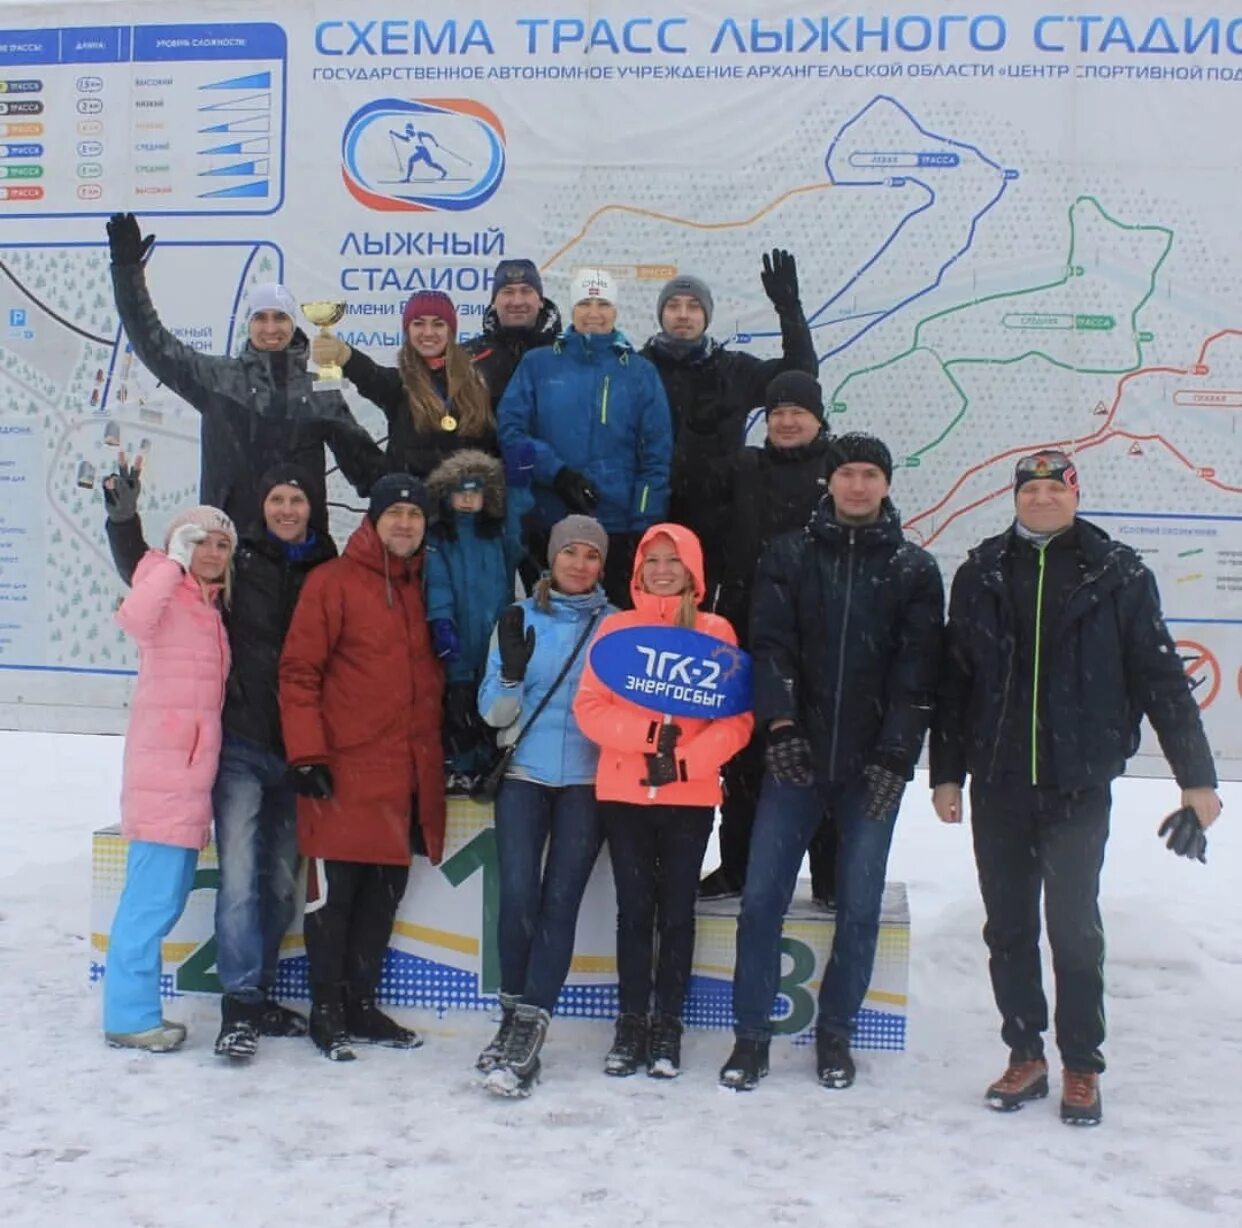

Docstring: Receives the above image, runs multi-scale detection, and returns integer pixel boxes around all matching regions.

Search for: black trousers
[970,779,1110,1074]
[303,859,411,1001]
[719,735,837,896]
[600,802,714,1017]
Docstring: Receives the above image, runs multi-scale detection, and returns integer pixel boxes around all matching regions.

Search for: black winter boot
[258,997,308,1038]
[344,994,423,1049]
[647,1014,683,1079]
[476,992,519,1073]
[603,1013,649,1077]
[484,1003,549,1098]
[815,1030,856,1089]
[309,986,356,1062]
[719,1038,770,1091]
[214,994,262,1061]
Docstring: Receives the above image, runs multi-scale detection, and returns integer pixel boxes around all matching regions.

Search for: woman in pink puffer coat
[103,504,235,1052]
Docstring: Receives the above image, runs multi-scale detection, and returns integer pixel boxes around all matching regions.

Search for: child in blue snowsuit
[426,446,533,791]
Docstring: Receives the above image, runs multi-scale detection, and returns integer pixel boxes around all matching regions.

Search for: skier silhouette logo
[342,98,507,213]
[390,122,470,183]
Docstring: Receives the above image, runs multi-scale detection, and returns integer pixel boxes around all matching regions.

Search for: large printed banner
[89,798,912,1050]
[2,1,1242,776]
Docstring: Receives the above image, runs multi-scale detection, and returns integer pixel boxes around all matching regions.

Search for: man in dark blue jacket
[719,434,944,1093]
[930,449,1221,1127]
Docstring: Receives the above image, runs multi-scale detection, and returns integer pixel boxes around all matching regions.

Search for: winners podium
[91,797,910,1049]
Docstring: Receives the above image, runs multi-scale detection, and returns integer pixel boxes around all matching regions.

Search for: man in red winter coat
[279,473,445,1061]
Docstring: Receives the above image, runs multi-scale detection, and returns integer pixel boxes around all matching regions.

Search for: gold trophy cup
[302,299,348,393]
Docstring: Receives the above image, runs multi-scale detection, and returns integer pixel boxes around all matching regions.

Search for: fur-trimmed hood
[426,448,506,540]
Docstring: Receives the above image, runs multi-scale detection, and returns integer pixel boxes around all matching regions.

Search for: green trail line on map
[829,195,1174,464]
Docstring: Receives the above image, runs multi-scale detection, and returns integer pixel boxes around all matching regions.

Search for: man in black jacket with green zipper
[930,449,1222,1127]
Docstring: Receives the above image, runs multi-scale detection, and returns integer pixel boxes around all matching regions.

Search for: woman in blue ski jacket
[474,514,616,1095]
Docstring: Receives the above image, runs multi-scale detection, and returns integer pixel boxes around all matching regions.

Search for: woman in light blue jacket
[475,514,615,1096]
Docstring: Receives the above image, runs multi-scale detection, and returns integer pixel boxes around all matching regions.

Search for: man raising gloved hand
[760,248,800,316]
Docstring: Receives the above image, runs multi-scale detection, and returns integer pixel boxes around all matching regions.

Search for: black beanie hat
[257,462,316,506]
[827,432,894,483]
[764,370,825,421]
[367,472,430,523]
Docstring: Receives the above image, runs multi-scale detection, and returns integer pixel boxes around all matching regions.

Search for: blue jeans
[212,736,300,1002]
[494,779,602,1013]
[733,774,898,1041]
[103,840,199,1034]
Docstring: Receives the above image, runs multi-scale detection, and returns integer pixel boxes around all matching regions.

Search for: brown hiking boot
[1060,1070,1102,1126]
[985,1058,1049,1112]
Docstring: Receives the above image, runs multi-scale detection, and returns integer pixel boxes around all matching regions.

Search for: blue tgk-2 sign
[589,625,752,718]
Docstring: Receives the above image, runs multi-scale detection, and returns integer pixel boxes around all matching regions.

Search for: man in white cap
[107,213,384,533]
[497,266,672,606]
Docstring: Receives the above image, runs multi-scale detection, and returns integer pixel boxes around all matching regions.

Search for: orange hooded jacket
[573,523,754,806]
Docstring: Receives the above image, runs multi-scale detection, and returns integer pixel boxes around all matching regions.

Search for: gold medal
[440,413,458,432]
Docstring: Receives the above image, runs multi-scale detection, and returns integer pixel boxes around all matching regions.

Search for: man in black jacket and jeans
[930,449,1221,1127]
[720,434,944,1093]
[642,251,817,599]
[104,458,339,1060]
[693,370,839,901]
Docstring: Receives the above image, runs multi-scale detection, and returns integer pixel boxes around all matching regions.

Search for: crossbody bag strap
[507,608,603,754]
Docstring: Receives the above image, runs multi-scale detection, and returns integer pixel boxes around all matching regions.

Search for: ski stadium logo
[341,97,506,213]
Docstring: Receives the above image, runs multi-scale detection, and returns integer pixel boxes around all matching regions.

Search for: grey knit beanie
[657,274,714,328]
[547,515,609,565]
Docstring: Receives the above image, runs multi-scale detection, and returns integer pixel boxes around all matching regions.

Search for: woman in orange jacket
[574,523,753,1078]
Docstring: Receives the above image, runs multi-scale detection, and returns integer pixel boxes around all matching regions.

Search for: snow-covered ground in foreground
[0,730,1239,1228]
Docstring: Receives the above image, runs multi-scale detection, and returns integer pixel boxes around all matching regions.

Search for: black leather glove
[760,248,800,314]
[862,762,907,821]
[1158,807,1208,863]
[553,466,598,513]
[764,725,814,787]
[497,605,536,683]
[102,454,142,523]
[656,722,682,757]
[288,763,334,800]
[107,212,155,267]
[642,752,680,789]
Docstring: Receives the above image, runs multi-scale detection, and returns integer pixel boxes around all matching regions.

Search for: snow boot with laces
[603,1012,649,1077]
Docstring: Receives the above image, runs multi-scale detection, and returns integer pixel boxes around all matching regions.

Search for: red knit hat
[402,290,457,335]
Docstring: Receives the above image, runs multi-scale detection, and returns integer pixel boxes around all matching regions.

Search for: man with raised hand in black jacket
[104,457,338,1062]
[695,370,839,901]
[642,250,817,599]
[107,212,384,533]
[463,258,563,412]
[719,434,944,1094]
[930,449,1221,1127]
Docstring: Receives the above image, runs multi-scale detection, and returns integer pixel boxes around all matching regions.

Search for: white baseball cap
[570,267,616,305]
[245,282,298,320]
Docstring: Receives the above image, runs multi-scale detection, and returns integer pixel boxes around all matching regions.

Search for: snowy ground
[0,731,1239,1228]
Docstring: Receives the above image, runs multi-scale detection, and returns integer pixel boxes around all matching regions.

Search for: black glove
[764,725,814,787]
[497,605,536,683]
[1158,807,1208,863]
[107,212,155,267]
[553,466,598,514]
[760,248,800,314]
[656,722,682,757]
[102,454,142,523]
[446,680,482,733]
[288,763,334,800]
[642,752,679,789]
[862,762,907,821]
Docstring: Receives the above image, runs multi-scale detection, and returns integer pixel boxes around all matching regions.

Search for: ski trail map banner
[2,0,1241,779]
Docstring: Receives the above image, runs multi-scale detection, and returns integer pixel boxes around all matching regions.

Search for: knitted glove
[764,725,814,787]
[166,523,206,572]
[862,762,906,821]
